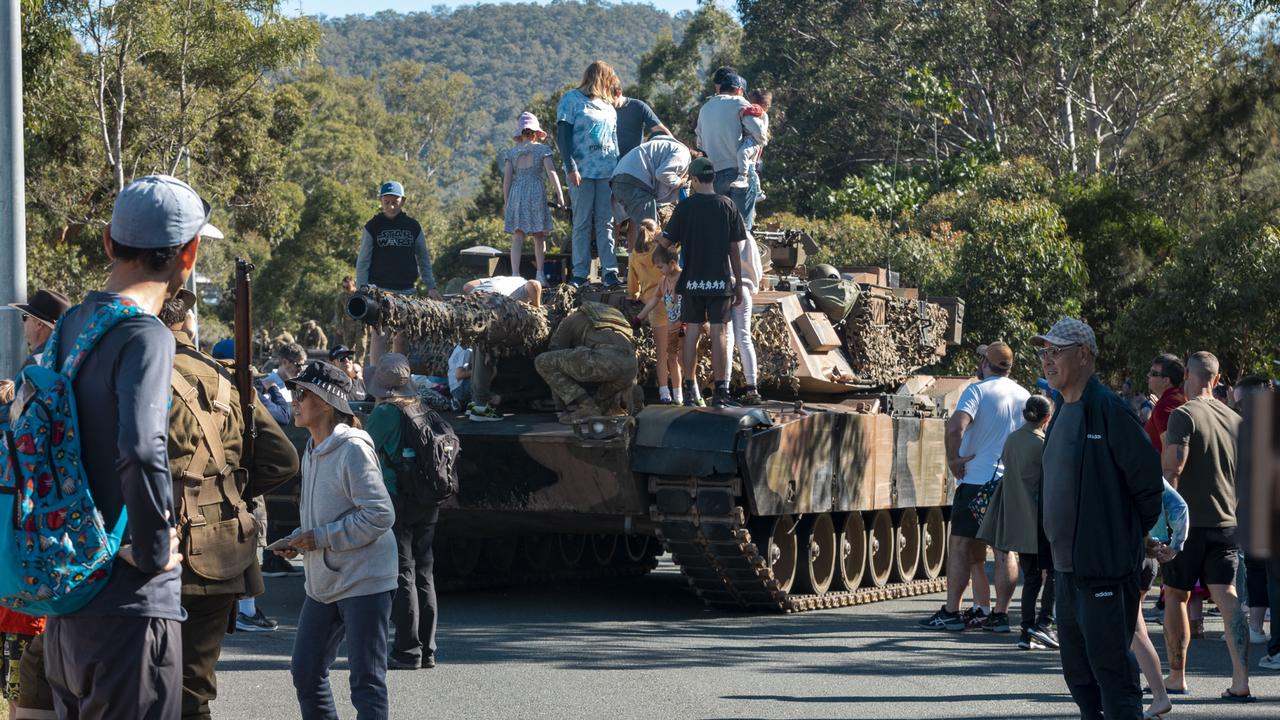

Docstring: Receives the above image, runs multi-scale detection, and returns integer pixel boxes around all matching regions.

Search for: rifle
[234,258,256,463]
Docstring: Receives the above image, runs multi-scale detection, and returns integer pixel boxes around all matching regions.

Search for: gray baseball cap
[110,175,220,249]
[1032,317,1098,356]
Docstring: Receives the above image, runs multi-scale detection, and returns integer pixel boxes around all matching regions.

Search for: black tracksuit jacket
[1043,375,1164,584]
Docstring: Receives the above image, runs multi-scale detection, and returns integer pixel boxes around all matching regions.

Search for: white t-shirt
[953,375,1031,485]
[447,345,472,392]
[472,275,529,300]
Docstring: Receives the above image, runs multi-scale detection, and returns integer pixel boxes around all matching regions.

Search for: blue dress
[504,143,554,234]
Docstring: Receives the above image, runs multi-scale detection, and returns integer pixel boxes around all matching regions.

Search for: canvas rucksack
[169,355,258,582]
[392,401,460,511]
[0,300,148,615]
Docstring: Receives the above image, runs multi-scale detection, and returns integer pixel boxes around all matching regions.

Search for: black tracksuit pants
[1056,570,1142,720]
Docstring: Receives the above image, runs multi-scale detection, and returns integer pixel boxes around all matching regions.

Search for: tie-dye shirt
[556,89,619,179]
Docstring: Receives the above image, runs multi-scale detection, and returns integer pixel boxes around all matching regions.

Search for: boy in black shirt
[662,157,745,408]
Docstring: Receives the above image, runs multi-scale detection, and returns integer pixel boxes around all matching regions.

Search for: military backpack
[169,353,258,582]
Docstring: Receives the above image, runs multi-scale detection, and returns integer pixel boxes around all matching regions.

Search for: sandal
[1221,688,1256,703]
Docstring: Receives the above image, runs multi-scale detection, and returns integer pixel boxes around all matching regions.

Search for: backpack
[0,300,148,615]
[392,401,460,510]
[169,356,258,582]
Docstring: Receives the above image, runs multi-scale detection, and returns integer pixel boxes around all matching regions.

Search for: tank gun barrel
[346,286,550,352]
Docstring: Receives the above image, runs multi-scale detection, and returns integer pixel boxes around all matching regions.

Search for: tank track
[651,475,945,612]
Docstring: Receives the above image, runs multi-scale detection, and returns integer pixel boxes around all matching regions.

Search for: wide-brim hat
[366,352,417,400]
[513,111,547,140]
[9,288,72,329]
[286,360,355,416]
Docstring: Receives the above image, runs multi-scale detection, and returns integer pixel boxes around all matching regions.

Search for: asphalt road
[217,558,1279,719]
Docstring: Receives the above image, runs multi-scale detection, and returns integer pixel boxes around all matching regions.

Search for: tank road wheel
[521,534,554,572]
[838,512,867,591]
[764,515,799,593]
[892,509,922,582]
[447,538,483,578]
[623,534,652,563]
[590,534,618,566]
[920,507,946,580]
[866,510,894,588]
[484,536,519,575]
[795,513,837,595]
[557,533,587,568]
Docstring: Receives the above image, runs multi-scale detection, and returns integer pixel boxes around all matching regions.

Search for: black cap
[9,289,73,329]
[286,361,354,416]
[329,345,355,361]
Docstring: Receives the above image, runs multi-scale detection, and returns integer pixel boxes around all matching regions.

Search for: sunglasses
[1148,369,1164,378]
[1036,343,1079,360]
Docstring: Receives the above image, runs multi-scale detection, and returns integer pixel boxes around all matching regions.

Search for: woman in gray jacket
[276,361,397,720]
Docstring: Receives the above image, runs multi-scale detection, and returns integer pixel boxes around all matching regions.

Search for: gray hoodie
[290,424,397,604]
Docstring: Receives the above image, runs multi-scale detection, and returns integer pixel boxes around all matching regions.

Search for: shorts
[611,176,658,225]
[1161,526,1239,591]
[1139,557,1159,593]
[17,632,53,713]
[680,294,732,324]
[950,484,985,539]
[2,632,33,701]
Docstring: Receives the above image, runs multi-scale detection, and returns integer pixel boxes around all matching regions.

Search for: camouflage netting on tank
[632,304,799,395]
[351,287,550,358]
[843,296,950,387]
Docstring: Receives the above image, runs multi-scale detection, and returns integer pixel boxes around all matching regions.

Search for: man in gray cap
[356,181,442,365]
[1034,317,1163,720]
[43,174,216,719]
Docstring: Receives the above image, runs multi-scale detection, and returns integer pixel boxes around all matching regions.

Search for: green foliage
[1113,212,1280,381]
[1056,176,1179,359]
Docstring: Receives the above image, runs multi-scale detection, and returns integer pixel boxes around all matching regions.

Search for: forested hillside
[316,3,686,196]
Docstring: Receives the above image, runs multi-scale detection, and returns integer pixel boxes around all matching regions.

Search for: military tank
[345,240,970,612]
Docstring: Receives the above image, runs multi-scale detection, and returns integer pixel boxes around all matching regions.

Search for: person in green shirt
[363,353,441,670]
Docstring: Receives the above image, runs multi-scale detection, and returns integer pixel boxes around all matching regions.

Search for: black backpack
[393,401,460,507]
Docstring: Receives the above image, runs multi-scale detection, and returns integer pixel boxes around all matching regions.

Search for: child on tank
[503,112,565,283]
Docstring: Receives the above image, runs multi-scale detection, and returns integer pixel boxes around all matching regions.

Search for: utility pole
[0,0,27,380]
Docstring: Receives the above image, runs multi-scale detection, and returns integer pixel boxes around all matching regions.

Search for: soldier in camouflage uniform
[535,301,637,423]
[157,293,301,719]
[333,275,368,362]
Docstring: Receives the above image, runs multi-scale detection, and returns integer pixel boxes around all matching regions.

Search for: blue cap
[110,175,212,249]
[721,73,747,91]
[379,181,405,198]
[211,338,235,360]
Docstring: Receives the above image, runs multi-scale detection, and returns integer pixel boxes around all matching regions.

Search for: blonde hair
[635,219,659,253]
[579,61,621,101]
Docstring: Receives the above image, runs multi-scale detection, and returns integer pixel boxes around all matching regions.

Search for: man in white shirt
[460,276,542,421]
[920,342,1030,632]
[695,73,765,226]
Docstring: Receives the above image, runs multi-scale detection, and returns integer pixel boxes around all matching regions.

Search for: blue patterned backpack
[0,299,148,615]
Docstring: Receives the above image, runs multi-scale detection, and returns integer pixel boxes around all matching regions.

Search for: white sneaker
[1259,653,1280,670]
[1251,628,1269,644]
[728,173,749,189]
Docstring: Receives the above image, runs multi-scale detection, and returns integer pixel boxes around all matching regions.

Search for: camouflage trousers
[535,346,637,409]
[337,322,368,362]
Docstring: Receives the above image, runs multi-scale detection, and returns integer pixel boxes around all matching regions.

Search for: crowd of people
[919,322,1277,719]
[0,57,1275,720]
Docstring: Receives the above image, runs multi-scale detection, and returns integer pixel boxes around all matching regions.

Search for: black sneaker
[235,609,278,632]
[1016,629,1047,650]
[422,655,436,669]
[261,554,303,578]
[982,612,1011,633]
[387,656,419,671]
[1028,623,1059,648]
[962,607,988,629]
[711,389,738,408]
[919,605,966,631]
[602,270,622,288]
